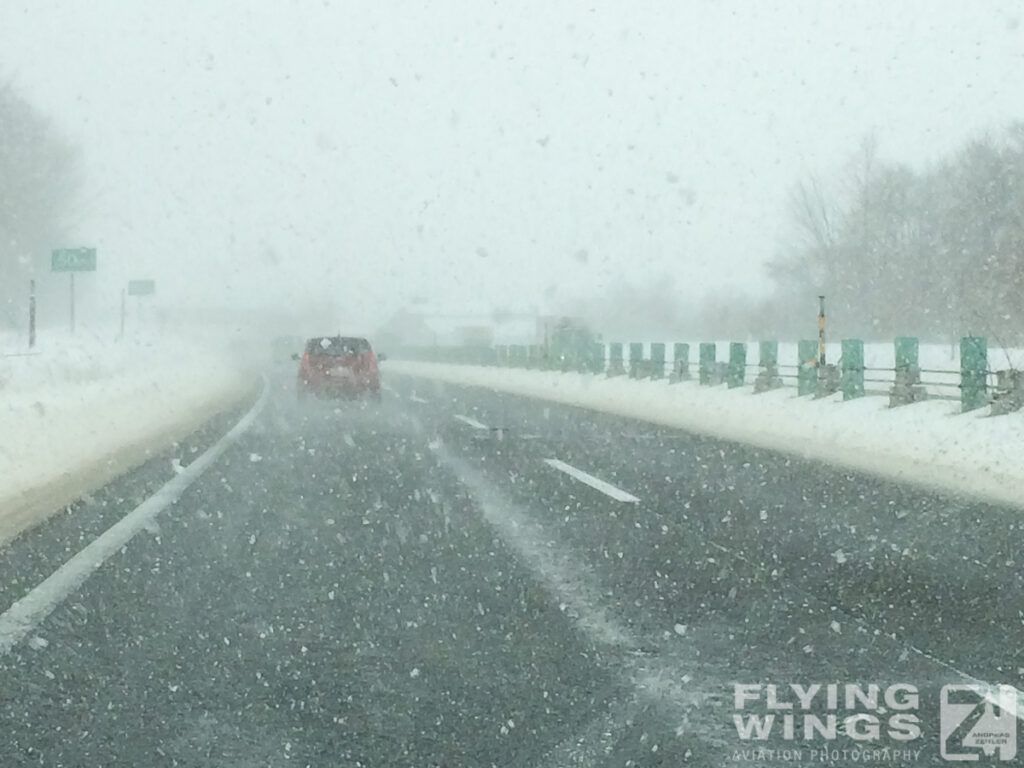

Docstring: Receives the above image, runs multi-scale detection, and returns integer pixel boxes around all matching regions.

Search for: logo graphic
[940,684,1017,761]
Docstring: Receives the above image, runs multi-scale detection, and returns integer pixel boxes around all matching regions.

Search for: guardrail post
[727,342,746,388]
[628,342,644,378]
[570,342,585,373]
[960,336,988,412]
[699,342,716,385]
[607,343,625,376]
[589,342,606,374]
[650,343,666,380]
[889,336,926,406]
[753,340,782,392]
[840,338,865,400]
[670,343,691,382]
[797,339,817,396]
[526,345,538,369]
[557,343,571,372]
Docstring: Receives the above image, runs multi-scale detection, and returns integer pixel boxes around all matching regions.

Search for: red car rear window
[305,337,371,357]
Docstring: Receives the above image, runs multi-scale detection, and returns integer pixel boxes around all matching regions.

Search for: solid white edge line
[544,458,640,503]
[454,414,488,429]
[0,376,269,657]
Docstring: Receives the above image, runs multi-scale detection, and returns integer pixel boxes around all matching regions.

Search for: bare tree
[773,126,1024,342]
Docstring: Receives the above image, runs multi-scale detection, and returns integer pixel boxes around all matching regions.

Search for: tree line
[767,128,1024,344]
[572,126,1024,348]
[0,82,80,328]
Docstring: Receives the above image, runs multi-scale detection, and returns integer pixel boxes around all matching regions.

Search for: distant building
[377,306,541,349]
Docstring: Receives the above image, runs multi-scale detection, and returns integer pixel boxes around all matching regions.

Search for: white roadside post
[127,279,156,336]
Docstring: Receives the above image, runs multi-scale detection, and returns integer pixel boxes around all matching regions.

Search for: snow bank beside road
[385,360,1024,510]
[0,334,254,543]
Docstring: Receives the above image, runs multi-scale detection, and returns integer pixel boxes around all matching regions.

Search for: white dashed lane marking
[454,414,488,430]
[543,458,640,503]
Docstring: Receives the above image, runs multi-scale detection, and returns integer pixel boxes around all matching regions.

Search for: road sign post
[127,280,155,335]
[51,248,97,334]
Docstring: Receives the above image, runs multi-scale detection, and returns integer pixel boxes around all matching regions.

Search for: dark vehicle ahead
[296,336,382,401]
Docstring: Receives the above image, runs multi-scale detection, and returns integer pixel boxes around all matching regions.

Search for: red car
[296,336,382,401]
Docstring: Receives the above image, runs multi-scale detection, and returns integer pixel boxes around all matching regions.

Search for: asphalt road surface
[0,366,1020,767]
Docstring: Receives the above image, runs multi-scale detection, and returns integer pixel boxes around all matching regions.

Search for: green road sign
[52,248,97,272]
[127,279,155,296]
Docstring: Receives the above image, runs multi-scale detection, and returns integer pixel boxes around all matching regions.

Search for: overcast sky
[1,1,1021,327]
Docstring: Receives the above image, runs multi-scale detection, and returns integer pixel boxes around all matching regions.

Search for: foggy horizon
[2,1,1023,332]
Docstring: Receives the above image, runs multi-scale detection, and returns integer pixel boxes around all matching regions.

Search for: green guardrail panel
[672,343,691,380]
[628,342,644,378]
[960,336,988,412]
[797,339,818,396]
[759,340,778,367]
[514,344,527,367]
[527,345,539,369]
[894,336,919,372]
[650,343,666,380]
[699,342,716,385]
[841,338,865,400]
[608,342,624,374]
[727,342,746,388]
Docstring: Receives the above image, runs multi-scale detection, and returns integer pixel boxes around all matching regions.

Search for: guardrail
[395,336,1024,416]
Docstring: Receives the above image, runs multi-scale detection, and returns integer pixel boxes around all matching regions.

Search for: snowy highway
[0,369,1020,765]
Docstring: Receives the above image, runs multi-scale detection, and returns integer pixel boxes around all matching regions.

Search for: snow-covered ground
[0,328,256,543]
[384,360,1024,511]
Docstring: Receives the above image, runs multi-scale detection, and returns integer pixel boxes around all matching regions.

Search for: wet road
[0,368,1019,766]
